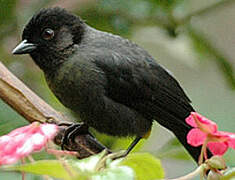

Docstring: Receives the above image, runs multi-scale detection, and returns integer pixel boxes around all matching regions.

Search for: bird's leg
[124,136,142,156]
[113,136,142,159]
[60,122,90,150]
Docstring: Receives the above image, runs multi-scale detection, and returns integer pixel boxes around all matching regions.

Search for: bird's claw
[59,123,89,150]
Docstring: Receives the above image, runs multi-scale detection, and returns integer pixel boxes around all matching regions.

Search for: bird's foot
[59,122,90,150]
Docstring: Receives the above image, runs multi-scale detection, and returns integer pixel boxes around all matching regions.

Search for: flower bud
[207,155,226,169]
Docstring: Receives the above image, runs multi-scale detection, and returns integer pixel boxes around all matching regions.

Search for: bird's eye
[42,28,54,40]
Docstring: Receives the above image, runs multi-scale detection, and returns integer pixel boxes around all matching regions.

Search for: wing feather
[93,50,194,122]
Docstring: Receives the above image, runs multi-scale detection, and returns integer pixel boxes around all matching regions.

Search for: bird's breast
[45,63,84,111]
[44,59,107,114]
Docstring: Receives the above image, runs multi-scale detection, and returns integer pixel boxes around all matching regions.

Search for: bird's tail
[154,108,211,162]
[169,120,202,162]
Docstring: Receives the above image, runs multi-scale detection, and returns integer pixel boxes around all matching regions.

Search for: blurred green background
[0,0,235,179]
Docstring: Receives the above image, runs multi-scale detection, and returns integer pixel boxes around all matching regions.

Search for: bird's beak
[12,40,37,55]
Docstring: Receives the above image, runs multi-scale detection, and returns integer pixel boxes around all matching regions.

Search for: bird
[12,7,206,162]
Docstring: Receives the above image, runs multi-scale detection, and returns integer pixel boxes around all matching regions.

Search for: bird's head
[12,7,84,71]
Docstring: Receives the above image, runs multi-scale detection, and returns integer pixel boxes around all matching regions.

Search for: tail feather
[153,107,212,162]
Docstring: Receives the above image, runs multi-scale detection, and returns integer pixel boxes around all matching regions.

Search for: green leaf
[91,165,134,180]
[1,151,160,180]
[70,151,135,180]
[69,150,106,172]
[2,160,79,180]
[221,167,235,180]
[120,153,164,180]
[155,138,192,160]
[0,99,27,136]
[1,151,134,180]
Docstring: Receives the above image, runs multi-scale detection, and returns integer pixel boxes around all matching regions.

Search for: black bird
[13,7,204,162]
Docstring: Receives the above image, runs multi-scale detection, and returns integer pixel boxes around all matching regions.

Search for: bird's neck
[30,45,78,74]
[30,54,61,73]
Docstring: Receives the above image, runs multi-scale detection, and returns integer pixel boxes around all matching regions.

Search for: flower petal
[0,155,20,165]
[8,122,38,137]
[16,139,34,157]
[228,139,235,149]
[31,133,47,151]
[0,135,11,146]
[40,123,58,140]
[187,128,207,146]
[186,112,218,134]
[186,112,199,127]
[2,138,18,155]
[220,131,235,149]
[207,142,228,155]
[0,122,56,166]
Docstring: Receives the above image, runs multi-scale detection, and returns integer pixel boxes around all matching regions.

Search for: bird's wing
[92,49,194,123]
[89,48,203,162]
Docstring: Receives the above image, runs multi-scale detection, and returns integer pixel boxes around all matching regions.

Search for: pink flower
[0,122,58,165]
[186,112,235,156]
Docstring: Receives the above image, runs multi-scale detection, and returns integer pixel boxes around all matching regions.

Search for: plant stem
[21,159,25,180]
[169,164,205,180]
[199,138,209,165]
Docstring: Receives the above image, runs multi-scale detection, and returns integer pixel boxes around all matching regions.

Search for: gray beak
[12,40,37,55]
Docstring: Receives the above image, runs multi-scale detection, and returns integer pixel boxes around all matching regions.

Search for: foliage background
[0,0,235,179]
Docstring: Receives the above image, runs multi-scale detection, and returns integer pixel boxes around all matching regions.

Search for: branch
[0,62,64,123]
[0,61,107,158]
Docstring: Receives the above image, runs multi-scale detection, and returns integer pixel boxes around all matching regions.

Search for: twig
[0,62,63,124]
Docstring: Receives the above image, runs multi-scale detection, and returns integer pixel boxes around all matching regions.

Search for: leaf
[156,138,192,160]
[2,151,161,180]
[2,160,79,180]
[70,151,135,180]
[2,152,109,180]
[69,150,106,172]
[222,167,235,180]
[120,153,164,180]
[91,165,134,180]
[0,99,27,136]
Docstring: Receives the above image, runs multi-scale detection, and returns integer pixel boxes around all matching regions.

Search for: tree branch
[0,61,107,158]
